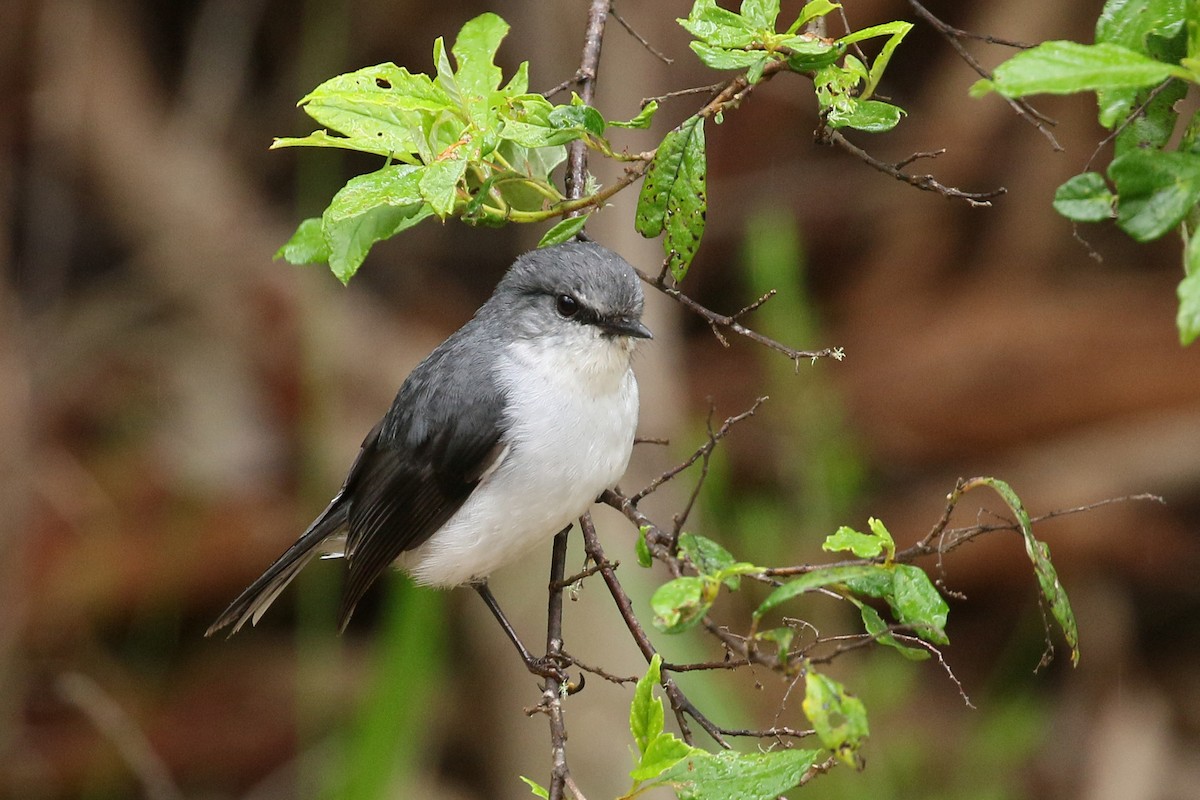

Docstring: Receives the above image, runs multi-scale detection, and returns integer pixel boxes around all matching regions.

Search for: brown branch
[543,529,573,800]
[636,265,844,367]
[563,654,640,685]
[824,131,1007,207]
[541,3,613,797]
[633,397,766,504]
[578,514,732,749]
[718,725,815,740]
[642,82,726,108]
[907,0,1062,150]
[564,0,611,206]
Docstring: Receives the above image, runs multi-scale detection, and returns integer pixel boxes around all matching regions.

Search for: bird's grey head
[490,242,652,345]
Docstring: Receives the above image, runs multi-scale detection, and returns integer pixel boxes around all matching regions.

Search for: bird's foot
[527,653,585,695]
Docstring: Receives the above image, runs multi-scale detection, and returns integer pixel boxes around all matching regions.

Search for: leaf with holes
[651,575,716,633]
[635,115,707,282]
[656,748,823,800]
[804,669,869,767]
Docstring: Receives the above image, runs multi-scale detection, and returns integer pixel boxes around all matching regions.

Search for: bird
[206,241,651,666]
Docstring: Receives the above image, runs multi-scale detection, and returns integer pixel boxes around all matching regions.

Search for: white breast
[399,331,640,587]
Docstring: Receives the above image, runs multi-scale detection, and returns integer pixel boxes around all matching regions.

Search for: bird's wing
[205,417,388,637]
[335,346,508,630]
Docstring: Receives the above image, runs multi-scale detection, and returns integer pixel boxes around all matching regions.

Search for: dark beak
[600,317,653,340]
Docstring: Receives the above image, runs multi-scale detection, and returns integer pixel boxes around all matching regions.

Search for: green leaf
[689,41,767,70]
[630,654,664,754]
[1053,172,1116,222]
[678,0,758,49]
[1114,78,1186,156]
[271,130,417,161]
[740,0,781,30]
[890,565,949,644]
[1109,149,1200,241]
[983,41,1187,98]
[1096,0,1186,52]
[450,13,507,99]
[635,526,654,568]
[609,100,659,130]
[495,136,567,184]
[1177,257,1200,344]
[678,532,736,577]
[803,669,868,767]
[537,214,589,247]
[967,478,1080,666]
[630,733,695,781]
[548,102,606,137]
[846,21,913,100]
[746,54,773,85]
[519,777,549,799]
[669,537,759,591]
[822,518,895,560]
[853,600,930,660]
[754,565,884,620]
[275,217,330,265]
[419,157,469,217]
[755,626,796,664]
[322,164,433,283]
[296,63,453,159]
[780,36,844,72]
[635,115,707,282]
[786,0,841,35]
[501,96,606,148]
[502,60,530,96]
[657,748,823,800]
[830,99,906,132]
[650,576,715,633]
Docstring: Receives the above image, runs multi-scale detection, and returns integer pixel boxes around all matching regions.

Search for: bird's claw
[528,654,585,695]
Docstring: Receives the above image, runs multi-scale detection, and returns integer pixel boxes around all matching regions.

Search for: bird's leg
[473,581,571,683]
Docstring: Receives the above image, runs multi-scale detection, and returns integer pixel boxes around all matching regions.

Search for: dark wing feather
[334,331,508,630]
[208,315,508,637]
[205,419,384,637]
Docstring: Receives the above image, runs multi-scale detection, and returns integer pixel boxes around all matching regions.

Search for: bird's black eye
[555,294,579,318]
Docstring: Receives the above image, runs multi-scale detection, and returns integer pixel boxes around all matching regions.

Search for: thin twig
[637,266,844,367]
[718,725,815,740]
[578,514,732,749]
[634,436,670,446]
[642,82,726,108]
[609,3,673,64]
[731,289,777,321]
[1084,79,1175,173]
[564,0,611,207]
[663,658,751,672]
[564,654,640,685]
[824,131,1006,206]
[907,0,1062,150]
[633,397,767,504]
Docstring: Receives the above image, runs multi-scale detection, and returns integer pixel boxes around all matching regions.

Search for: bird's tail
[205,500,349,637]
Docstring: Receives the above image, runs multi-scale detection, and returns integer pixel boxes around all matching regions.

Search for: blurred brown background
[4,0,1199,798]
